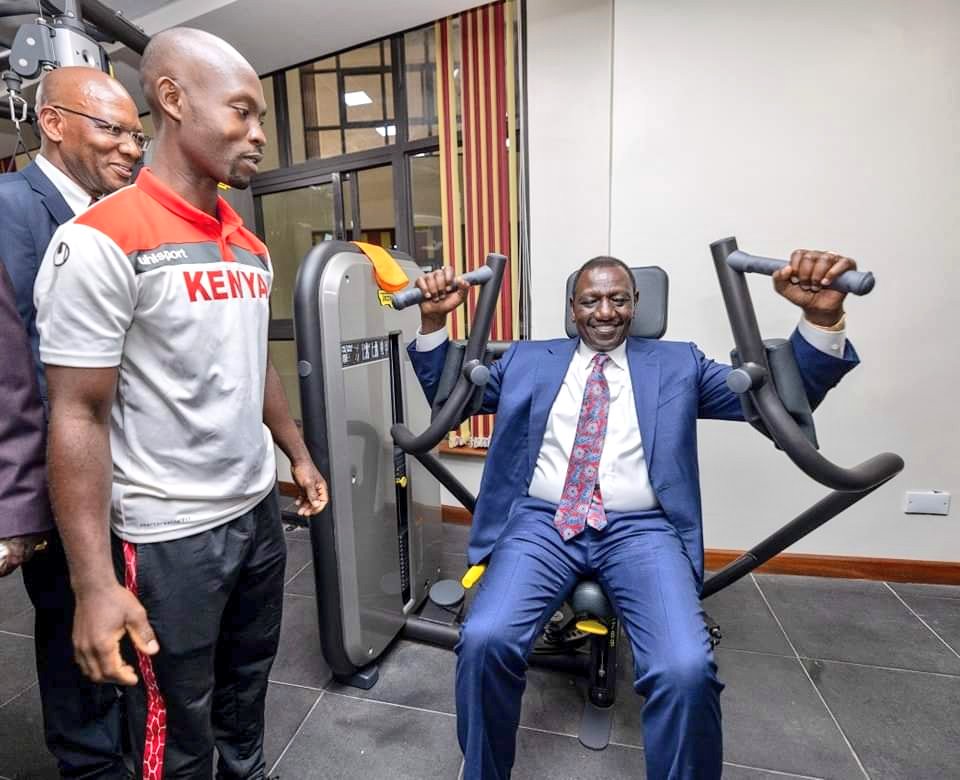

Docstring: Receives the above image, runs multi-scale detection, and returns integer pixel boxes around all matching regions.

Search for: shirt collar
[35,154,93,216]
[135,167,244,240]
[576,339,628,372]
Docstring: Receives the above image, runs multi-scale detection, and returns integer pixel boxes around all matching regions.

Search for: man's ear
[155,76,184,124]
[36,106,65,144]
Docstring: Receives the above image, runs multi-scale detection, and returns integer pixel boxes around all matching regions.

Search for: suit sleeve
[0,263,53,537]
[406,337,516,416]
[695,329,860,420]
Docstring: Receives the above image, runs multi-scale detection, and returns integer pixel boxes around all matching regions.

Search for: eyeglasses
[51,105,151,152]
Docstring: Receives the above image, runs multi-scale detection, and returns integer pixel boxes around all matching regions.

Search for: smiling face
[36,68,142,197]
[570,264,638,352]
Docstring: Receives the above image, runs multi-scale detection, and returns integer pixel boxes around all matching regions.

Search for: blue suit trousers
[456,497,723,780]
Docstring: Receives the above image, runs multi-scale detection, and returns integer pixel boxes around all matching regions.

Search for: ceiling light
[344,90,373,106]
[375,124,397,137]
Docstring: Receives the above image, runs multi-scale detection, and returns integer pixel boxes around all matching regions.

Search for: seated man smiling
[408,251,859,780]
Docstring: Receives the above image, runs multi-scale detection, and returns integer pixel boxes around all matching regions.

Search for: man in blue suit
[409,251,859,779]
[0,66,143,778]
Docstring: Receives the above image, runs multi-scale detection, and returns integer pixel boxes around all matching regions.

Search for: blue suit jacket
[0,161,76,404]
[409,331,859,585]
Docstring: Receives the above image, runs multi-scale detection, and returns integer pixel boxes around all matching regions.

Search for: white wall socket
[903,491,951,515]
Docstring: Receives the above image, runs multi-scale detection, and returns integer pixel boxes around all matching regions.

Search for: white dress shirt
[34,154,92,216]
[417,317,846,511]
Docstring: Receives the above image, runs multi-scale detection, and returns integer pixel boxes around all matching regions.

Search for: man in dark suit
[410,251,859,779]
[0,65,144,779]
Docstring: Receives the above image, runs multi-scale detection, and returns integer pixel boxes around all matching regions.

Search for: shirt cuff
[416,327,449,352]
[798,315,846,357]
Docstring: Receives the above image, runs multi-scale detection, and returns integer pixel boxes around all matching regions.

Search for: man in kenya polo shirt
[35,28,328,780]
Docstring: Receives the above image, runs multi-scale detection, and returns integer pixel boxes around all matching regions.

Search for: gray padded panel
[564,266,669,339]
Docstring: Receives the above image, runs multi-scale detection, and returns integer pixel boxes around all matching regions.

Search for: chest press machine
[291,238,902,750]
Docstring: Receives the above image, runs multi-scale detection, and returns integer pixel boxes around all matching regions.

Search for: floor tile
[718,648,863,779]
[0,684,58,779]
[0,607,34,638]
[893,593,960,655]
[512,727,644,779]
[270,595,332,690]
[756,575,960,674]
[273,692,461,779]
[0,575,32,624]
[441,522,470,554]
[284,562,316,597]
[327,639,456,714]
[0,634,37,706]
[702,576,792,656]
[440,552,468,581]
[803,658,960,779]
[519,666,585,735]
[889,581,960,601]
[284,537,314,587]
[263,682,321,772]
[722,764,827,779]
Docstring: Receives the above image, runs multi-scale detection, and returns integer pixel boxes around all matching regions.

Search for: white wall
[526,0,959,561]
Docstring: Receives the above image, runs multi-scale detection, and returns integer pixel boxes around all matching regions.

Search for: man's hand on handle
[773,250,856,327]
[416,266,470,334]
[73,583,158,686]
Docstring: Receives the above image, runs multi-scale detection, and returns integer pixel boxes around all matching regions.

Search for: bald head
[35,66,133,122]
[34,66,141,198]
[139,27,267,191]
[140,28,258,125]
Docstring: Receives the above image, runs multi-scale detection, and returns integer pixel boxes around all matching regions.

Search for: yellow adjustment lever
[576,619,609,637]
[352,241,409,293]
[395,476,408,488]
[461,564,487,590]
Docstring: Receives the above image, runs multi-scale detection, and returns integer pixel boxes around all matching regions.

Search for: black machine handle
[391,266,494,311]
[711,237,903,492]
[391,254,507,454]
[726,251,875,296]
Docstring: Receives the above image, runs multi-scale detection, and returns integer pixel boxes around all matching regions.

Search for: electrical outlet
[903,491,951,516]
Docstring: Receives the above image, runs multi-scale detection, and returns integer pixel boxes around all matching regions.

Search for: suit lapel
[528,338,579,475]
[21,162,75,226]
[627,339,661,469]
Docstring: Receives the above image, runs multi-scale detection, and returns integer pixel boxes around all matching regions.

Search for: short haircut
[571,255,637,298]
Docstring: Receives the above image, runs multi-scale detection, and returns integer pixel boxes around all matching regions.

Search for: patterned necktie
[554,353,610,540]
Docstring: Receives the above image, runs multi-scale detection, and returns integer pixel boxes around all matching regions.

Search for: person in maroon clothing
[0,262,52,574]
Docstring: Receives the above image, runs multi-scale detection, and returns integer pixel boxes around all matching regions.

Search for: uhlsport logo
[52,242,70,267]
[138,248,189,267]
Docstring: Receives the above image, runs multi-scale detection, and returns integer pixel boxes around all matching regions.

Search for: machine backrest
[564,266,669,339]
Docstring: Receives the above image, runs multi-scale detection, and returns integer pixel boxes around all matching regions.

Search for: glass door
[257,163,398,420]
[259,179,338,419]
[341,164,396,249]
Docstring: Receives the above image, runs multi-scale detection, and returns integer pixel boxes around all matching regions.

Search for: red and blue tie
[553,353,610,540]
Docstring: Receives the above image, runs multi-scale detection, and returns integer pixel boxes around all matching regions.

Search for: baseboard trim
[442,505,473,525]
[703,549,960,585]
[440,505,960,585]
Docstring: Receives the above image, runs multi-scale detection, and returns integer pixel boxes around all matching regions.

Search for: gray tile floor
[1,523,958,779]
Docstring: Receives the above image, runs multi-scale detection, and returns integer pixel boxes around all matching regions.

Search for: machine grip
[726,251,875,296]
[391,265,495,310]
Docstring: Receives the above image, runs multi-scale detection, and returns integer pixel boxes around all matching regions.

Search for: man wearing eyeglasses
[0,66,142,779]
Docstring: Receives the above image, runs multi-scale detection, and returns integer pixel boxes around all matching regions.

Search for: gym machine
[291,237,902,749]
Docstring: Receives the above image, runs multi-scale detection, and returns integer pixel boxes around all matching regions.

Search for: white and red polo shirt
[34,168,277,543]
